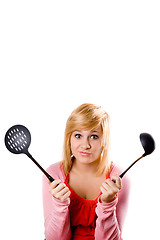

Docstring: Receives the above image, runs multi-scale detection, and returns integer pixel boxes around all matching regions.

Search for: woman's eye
[91,135,98,139]
[75,134,81,139]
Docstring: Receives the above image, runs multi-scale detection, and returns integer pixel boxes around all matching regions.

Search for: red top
[64,165,109,240]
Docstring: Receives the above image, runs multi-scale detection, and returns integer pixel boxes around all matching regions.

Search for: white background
[0,1,160,239]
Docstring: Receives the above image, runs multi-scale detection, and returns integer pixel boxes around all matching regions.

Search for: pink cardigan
[42,162,130,240]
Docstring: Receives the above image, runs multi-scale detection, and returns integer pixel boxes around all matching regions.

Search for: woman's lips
[79,151,91,156]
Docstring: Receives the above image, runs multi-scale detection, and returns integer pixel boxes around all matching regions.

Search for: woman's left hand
[100,175,122,204]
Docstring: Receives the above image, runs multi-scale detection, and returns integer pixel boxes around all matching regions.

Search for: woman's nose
[82,137,91,149]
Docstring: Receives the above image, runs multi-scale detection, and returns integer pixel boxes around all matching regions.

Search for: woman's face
[70,126,103,164]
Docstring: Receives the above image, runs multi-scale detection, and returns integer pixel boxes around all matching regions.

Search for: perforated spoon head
[5,125,31,155]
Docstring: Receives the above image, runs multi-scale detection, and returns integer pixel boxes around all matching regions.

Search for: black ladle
[113,133,155,182]
[4,124,54,182]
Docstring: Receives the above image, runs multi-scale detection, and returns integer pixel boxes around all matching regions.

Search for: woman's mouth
[79,151,91,156]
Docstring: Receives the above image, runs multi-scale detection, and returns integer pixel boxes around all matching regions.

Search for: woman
[43,103,130,240]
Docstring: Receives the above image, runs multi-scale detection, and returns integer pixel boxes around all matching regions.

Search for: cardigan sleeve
[42,163,71,240]
[95,197,121,240]
[95,163,130,240]
[110,164,130,232]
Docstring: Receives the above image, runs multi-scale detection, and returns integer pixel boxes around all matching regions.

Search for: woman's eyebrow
[91,129,100,133]
[73,129,100,133]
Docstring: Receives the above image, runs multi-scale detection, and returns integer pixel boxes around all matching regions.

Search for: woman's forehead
[73,126,102,133]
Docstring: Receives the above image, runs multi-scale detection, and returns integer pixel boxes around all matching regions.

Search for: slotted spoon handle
[27,152,54,182]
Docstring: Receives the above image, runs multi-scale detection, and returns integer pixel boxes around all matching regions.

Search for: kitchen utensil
[4,124,54,182]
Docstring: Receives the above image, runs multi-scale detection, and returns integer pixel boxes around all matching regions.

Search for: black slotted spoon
[4,124,54,182]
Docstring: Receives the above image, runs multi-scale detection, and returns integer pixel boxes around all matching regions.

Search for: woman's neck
[71,158,101,176]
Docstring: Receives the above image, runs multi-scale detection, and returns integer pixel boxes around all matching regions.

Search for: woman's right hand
[49,179,71,201]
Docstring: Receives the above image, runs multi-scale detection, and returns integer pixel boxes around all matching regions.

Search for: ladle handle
[112,155,144,183]
[25,151,55,182]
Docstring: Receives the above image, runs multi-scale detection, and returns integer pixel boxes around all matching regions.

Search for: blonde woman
[43,103,130,240]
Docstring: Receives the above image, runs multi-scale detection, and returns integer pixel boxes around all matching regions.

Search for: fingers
[111,175,122,190]
[49,179,71,201]
[100,175,122,203]
[100,181,118,198]
[49,179,61,188]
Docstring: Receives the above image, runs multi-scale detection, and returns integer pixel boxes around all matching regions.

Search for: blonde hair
[62,103,111,176]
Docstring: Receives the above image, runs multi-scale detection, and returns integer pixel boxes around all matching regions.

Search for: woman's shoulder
[109,162,123,177]
[45,161,66,182]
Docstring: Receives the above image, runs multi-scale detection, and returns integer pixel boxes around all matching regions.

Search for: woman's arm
[110,165,130,232]
[95,197,121,240]
[95,164,130,240]
[42,164,71,240]
[95,174,121,240]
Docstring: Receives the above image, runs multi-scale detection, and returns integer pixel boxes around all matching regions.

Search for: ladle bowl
[140,133,155,157]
